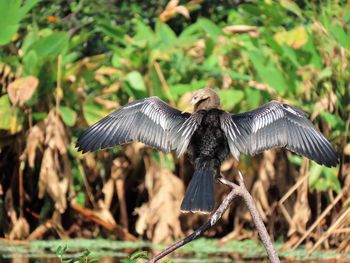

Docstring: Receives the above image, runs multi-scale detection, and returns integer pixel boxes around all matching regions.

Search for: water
[0,238,349,262]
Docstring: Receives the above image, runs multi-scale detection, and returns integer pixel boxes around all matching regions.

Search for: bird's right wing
[77,97,201,156]
[221,100,338,167]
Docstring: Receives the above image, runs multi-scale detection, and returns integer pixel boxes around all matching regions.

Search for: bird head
[183,88,220,113]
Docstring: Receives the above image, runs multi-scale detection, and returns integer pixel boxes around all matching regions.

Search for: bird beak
[182,96,198,114]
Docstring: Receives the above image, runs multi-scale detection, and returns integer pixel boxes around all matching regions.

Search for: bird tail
[180,159,217,214]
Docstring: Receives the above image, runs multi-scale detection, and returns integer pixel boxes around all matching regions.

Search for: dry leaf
[39,148,67,213]
[248,80,277,96]
[135,158,184,244]
[8,217,30,240]
[24,125,44,168]
[5,189,30,239]
[288,163,311,237]
[344,143,350,156]
[311,92,337,120]
[251,151,277,221]
[94,96,119,110]
[101,82,121,95]
[222,73,232,89]
[93,200,117,226]
[102,178,115,209]
[22,110,71,214]
[160,0,189,22]
[186,39,205,63]
[223,25,259,37]
[44,111,68,154]
[112,157,130,226]
[0,63,16,93]
[111,158,129,180]
[96,66,122,76]
[8,76,39,106]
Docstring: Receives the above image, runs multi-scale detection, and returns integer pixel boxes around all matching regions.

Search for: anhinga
[77,88,338,213]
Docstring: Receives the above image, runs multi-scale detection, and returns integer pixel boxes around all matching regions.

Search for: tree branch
[147,170,280,263]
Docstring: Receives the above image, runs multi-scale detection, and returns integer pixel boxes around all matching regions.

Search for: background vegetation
[0,0,349,260]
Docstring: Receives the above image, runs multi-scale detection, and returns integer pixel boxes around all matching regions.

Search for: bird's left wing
[220,100,338,167]
[77,97,200,155]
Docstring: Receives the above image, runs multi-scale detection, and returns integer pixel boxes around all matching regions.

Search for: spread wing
[221,100,338,167]
[77,96,200,156]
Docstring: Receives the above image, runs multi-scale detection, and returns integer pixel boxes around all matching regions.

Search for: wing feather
[221,101,338,167]
[77,97,197,155]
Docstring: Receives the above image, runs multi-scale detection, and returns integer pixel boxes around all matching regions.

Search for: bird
[77,88,338,214]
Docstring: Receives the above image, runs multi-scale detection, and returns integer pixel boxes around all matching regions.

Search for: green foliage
[0,95,23,133]
[83,100,111,126]
[55,245,98,263]
[0,0,40,45]
[56,245,68,263]
[121,250,149,263]
[59,106,77,127]
[309,163,341,193]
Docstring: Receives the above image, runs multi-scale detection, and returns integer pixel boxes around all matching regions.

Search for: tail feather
[180,163,215,213]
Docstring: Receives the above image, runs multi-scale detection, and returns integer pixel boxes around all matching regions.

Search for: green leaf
[197,18,222,39]
[59,106,77,127]
[21,31,39,54]
[18,0,40,18]
[218,89,244,110]
[344,7,350,23]
[0,95,12,130]
[309,163,339,193]
[178,23,202,45]
[247,49,288,94]
[245,87,261,109]
[32,112,47,121]
[155,21,177,48]
[23,50,38,76]
[280,0,303,18]
[302,34,322,68]
[28,32,69,58]
[134,19,155,44]
[170,80,207,99]
[97,22,127,45]
[130,250,148,260]
[319,111,345,129]
[324,168,341,193]
[83,101,110,126]
[281,45,300,67]
[0,95,23,133]
[0,0,21,27]
[196,65,250,82]
[317,67,332,81]
[126,71,146,91]
[0,0,40,45]
[329,24,349,49]
[0,25,19,45]
[308,163,323,190]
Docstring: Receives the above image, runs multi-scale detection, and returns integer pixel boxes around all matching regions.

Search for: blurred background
[0,0,349,261]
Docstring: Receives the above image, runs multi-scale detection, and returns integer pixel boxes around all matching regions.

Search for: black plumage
[77,88,338,214]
